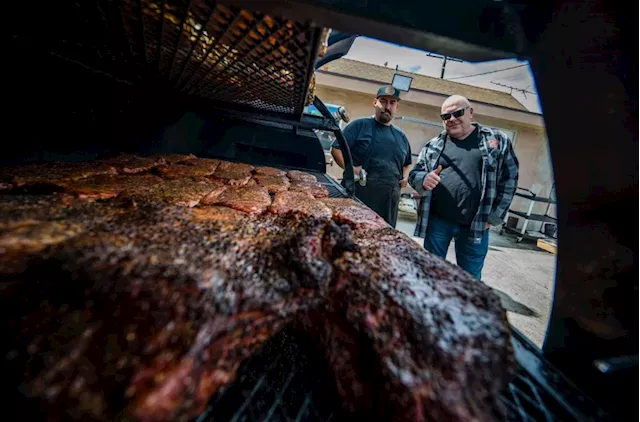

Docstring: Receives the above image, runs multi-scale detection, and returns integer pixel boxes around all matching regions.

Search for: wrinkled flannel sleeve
[488,136,520,225]
[409,143,431,195]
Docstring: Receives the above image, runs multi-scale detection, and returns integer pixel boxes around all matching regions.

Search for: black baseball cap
[376,85,401,100]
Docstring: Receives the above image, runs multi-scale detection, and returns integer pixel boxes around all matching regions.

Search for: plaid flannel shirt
[408,123,519,243]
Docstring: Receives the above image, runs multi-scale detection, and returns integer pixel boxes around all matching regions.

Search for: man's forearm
[330,147,345,169]
[402,165,411,181]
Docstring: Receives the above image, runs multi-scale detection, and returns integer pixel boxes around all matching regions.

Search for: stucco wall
[316,85,555,230]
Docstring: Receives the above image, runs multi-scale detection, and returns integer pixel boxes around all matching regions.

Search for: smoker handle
[312,97,355,197]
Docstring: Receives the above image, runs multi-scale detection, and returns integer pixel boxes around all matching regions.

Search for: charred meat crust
[2,160,514,422]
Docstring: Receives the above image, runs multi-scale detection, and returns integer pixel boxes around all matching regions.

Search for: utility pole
[426,53,463,79]
[490,81,537,99]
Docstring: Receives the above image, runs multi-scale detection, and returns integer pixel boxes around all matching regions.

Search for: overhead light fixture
[392,73,413,92]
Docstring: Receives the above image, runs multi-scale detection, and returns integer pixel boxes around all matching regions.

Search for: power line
[446,64,528,80]
[490,81,537,98]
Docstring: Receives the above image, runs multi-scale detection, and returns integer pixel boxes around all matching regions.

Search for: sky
[344,37,543,114]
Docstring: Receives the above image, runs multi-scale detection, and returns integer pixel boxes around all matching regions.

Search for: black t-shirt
[431,128,483,226]
[332,117,412,183]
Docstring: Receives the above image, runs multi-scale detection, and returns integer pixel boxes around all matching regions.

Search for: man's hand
[399,178,408,188]
[486,223,492,230]
[422,165,442,191]
[354,166,362,176]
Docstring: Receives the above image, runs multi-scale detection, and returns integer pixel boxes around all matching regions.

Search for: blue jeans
[424,215,489,280]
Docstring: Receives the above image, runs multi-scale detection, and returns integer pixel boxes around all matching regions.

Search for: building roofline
[316,69,543,117]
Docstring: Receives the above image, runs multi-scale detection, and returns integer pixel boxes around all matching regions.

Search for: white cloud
[344,37,542,114]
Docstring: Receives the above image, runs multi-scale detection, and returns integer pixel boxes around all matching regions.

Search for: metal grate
[502,372,566,421]
[119,0,321,115]
[307,172,348,199]
[198,329,605,422]
[198,330,341,422]
[19,0,322,117]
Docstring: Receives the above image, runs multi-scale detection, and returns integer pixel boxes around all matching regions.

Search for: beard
[377,110,392,124]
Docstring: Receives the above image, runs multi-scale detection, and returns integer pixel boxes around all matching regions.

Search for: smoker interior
[195,328,609,422]
[5,0,612,420]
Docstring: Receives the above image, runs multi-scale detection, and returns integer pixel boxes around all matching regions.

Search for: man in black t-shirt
[330,85,413,227]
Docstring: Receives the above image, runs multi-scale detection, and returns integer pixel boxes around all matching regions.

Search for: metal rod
[313,96,355,197]
[156,0,167,73]
[297,26,323,116]
[136,0,149,64]
[172,5,218,84]
[167,0,196,77]
[118,1,137,59]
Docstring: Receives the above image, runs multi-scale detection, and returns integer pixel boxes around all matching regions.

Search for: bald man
[409,95,519,280]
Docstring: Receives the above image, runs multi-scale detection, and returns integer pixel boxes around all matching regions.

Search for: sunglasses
[440,107,469,121]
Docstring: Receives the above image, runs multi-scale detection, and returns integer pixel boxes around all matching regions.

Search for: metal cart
[500,186,557,243]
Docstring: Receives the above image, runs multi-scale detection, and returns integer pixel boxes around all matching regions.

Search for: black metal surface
[312,97,355,197]
[196,327,607,422]
[230,0,524,62]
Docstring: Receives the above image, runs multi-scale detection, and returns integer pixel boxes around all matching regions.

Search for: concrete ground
[396,214,556,348]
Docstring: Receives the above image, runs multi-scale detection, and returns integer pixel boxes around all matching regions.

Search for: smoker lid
[19,0,323,119]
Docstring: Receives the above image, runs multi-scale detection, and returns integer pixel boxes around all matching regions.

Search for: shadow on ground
[491,288,539,317]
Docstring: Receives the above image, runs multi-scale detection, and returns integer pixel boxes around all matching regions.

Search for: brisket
[286,170,317,183]
[100,154,165,174]
[156,163,216,179]
[253,175,290,193]
[206,185,271,214]
[254,166,286,177]
[188,205,249,223]
[213,162,254,186]
[150,153,197,164]
[270,191,333,220]
[62,174,164,201]
[289,180,329,198]
[0,162,118,190]
[122,179,219,207]
[4,209,351,421]
[2,157,514,422]
[329,228,514,421]
[183,157,220,172]
[321,197,389,230]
